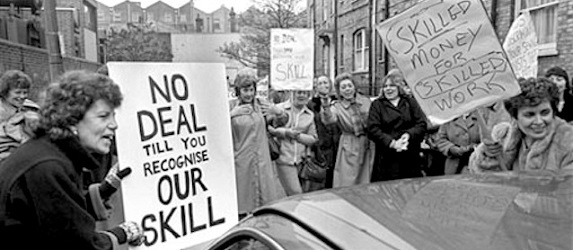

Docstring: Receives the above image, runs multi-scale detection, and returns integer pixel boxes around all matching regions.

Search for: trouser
[276,163,302,196]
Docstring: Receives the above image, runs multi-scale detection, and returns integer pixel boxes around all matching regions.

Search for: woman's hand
[391,138,408,152]
[119,221,145,246]
[285,129,301,141]
[449,145,474,157]
[99,163,132,200]
[260,102,284,117]
[483,139,503,157]
[400,133,410,142]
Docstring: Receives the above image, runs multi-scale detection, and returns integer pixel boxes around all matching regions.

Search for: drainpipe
[370,0,377,96]
[383,0,390,75]
[45,0,64,81]
[333,0,338,77]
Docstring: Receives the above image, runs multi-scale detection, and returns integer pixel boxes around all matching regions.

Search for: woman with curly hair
[469,77,573,175]
[229,74,287,216]
[321,73,375,187]
[0,70,144,249]
[0,70,32,122]
[0,70,40,161]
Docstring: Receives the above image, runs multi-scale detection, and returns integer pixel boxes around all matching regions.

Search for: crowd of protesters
[0,62,572,248]
[228,65,573,215]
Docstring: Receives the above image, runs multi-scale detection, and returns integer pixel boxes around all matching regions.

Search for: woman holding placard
[0,70,144,249]
[469,77,573,175]
[321,73,374,187]
[229,74,287,217]
[367,70,427,181]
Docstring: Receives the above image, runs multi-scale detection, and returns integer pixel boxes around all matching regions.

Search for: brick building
[0,0,101,98]
[308,0,573,96]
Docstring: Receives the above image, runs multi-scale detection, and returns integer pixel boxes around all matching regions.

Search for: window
[112,11,121,22]
[516,0,558,56]
[164,12,173,22]
[147,12,154,21]
[213,18,221,30]
[180,14,187,23]
[353,29,369,71]
[222,237,271,250]
[132,13,140,23]
[84,3,96,30]
[322,0,328,21]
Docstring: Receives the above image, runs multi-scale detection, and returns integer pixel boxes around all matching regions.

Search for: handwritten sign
[377,0,520,125]
[503,12,538,79]
[108,62,238,250]
[271,28,314,90]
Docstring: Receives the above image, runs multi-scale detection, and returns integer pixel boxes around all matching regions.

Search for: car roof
[254,173,573,250]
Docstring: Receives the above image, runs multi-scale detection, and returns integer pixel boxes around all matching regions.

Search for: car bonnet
[258,173,573,250]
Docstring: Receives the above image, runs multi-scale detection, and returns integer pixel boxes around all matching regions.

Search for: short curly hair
[0,70,32,99]
[40,70,123,140]
[334,72,355,98]
[233,74,257,98]
[504,77,560,119]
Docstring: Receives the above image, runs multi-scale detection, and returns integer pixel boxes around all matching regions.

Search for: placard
[108,62,237,250]
[503,12,538,79]
[270,28,314,90]
[377,0,521,124]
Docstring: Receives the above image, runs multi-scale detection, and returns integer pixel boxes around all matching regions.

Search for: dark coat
[307,95,341,188]
[367,95,427,181]
[557,91,573,122]
[307,95,341,166]
[0,135,124,249]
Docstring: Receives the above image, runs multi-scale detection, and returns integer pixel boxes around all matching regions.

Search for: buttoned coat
[435,112,481,174]
[367,95,427,181]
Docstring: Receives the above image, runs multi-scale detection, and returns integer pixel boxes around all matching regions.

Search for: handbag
[268,132,280,161]
[297,148,328,182]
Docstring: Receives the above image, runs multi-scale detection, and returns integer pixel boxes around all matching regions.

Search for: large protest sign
[377,0,521,125]
[270,28,314,90]
[503,12,538,79]
[108,63,237,250]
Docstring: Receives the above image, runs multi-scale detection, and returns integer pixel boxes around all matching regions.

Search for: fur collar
[503,118,565,170]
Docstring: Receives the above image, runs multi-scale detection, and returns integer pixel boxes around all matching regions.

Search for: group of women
[230,65,573,217]
[228,70,430,217]
[1,62,571,249]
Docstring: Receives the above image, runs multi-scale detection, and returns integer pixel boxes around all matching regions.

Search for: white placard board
[270,28,314,90]
[108,62,237,250]
[503,12,538,79]
[377,0,521,125]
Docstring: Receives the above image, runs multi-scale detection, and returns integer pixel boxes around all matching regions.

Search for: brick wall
[320,0,573,96]
[0,39,100,100]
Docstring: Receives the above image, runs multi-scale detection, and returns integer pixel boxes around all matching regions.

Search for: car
[204,172,573,250]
